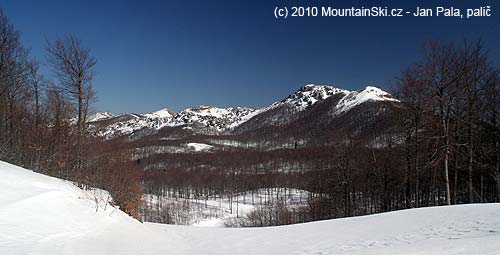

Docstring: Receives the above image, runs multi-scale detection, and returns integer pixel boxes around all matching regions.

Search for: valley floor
[1,160,499,255]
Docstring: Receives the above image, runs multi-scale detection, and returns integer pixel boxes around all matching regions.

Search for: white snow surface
[2,160,500,254]
[186,142,213,152]
[142,188,309,226]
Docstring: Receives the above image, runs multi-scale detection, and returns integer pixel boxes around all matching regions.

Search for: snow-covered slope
[0,160,159,254]
[2,160,500,255]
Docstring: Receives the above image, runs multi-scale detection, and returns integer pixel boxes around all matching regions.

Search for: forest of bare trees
[0,10,141,219]
[398,40,499,206]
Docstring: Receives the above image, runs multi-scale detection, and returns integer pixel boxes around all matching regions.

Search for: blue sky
[1,0,499,113]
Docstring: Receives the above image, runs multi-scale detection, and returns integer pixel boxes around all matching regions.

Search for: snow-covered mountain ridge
[169,106,261,131]
[91,84,399,138]
[91,106,262,137]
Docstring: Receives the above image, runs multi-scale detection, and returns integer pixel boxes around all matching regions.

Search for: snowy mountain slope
[2,160,500,255]
[234,84,400,136]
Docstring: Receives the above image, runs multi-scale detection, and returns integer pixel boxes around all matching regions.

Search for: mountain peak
[276,84,400,115]
[299,83,343,91]
[283,84,349,110]
[363,85,381,92]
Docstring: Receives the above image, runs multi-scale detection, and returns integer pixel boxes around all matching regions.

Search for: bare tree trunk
[453,156,458,204]
[414,119,420,208]
[443,149,451,205]
[441,100,452,205]
[497,139,500,202]
[468,124,474,203]
[404,130,412,208]
[46,34,96,187]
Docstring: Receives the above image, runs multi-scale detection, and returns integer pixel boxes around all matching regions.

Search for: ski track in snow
[1,160,499,255]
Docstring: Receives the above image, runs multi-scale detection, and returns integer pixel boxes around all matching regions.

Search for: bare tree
[46,34,96,171]
[422,42,461,205]
[0,9,29,153]
[27,60,45,131]
[457,40,497,202]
